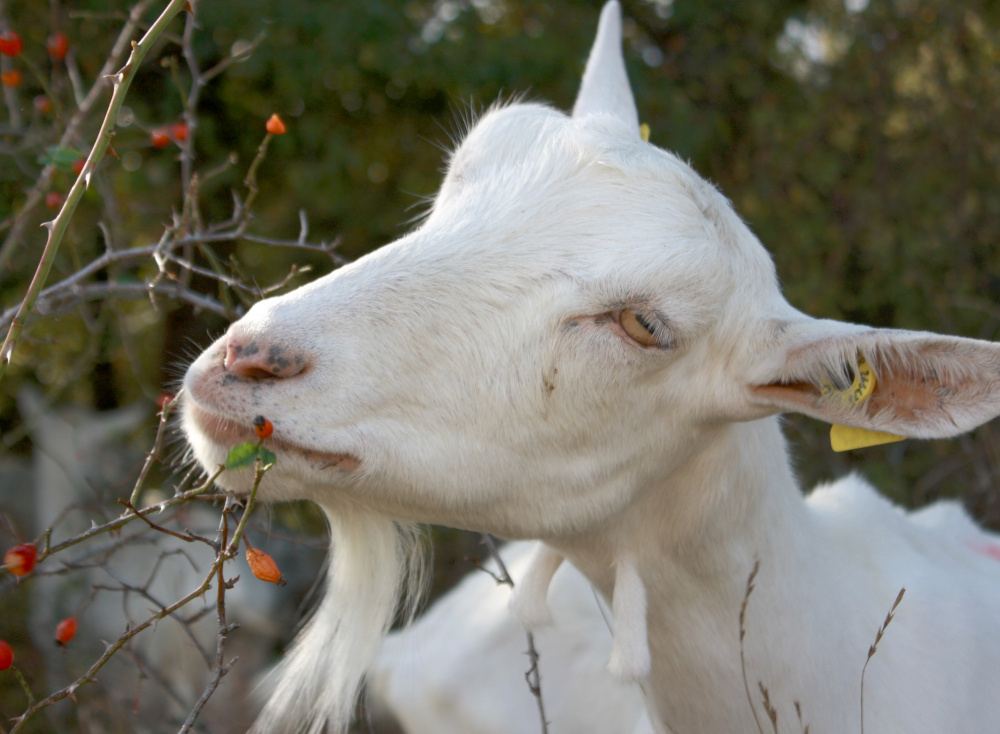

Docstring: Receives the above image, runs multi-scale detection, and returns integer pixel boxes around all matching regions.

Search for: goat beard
[251,502,426,734]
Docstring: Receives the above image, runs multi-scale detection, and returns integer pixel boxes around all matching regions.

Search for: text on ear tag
[821,355,905,452]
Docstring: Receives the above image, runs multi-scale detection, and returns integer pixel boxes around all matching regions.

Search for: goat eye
[619,309,659,347]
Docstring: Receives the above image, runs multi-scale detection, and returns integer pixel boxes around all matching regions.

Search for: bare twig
[0,3,335,729]
[0,0,190,380]
[0,224,341,331]
[4,449,274,732]
[481,533,550,734]
[0,0,156,266]
[129,395,180,506]
[177,506,240,734]
[9,562,216,732]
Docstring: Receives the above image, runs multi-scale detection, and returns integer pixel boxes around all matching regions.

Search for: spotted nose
[223,335,308,380]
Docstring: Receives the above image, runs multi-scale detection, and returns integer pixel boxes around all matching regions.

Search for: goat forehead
[261,103,766,326]
[334,223,729,318]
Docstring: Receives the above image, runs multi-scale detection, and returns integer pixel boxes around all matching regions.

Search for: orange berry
[54,617,77,646]
[157,392,175,409]
[72,157,86,175]
[253,415,273,440]
[45,191,63,210]
[1,69,22,88]
[172,120,188,142]
[0,640,12,671]
[0,31,22,58]
[246,547,286,586]
[151,128,170,149]
[265,113,287,135]
[4,543,36,577]
[47,32,69,61]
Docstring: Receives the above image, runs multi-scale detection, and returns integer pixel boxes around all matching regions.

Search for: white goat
[182,3,1000,733]
[368,540,651,734]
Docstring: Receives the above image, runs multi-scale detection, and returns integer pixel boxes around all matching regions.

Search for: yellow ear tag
[640,123,650,142]
[820,355,905,452]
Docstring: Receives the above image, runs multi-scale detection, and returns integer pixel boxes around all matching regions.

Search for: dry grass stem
[739,560,766,734]
[794,700,810,734]
[860,587,906,734]
[759,682,779,734]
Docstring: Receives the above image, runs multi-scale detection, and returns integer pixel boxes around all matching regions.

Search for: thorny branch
[1,426,281,734]
[0,0,343,380]
[481,533,550,734]
[0,224,341,331]
[0,0,157,267]
[0,2,345,730]
[0,0,191,379]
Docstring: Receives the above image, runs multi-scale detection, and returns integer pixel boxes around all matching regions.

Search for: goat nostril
[223,338,307,380]
[241,366,281,380]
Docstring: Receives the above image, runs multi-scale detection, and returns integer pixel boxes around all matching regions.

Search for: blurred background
[1,0,999,730]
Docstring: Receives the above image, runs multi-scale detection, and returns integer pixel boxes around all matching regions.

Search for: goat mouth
[186,403,361,474]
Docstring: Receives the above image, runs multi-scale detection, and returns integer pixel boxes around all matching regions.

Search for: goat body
[369,540,651,734]
[182,3,1000,732]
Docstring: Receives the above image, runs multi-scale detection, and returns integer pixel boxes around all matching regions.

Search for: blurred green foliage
[2,1,1000,715]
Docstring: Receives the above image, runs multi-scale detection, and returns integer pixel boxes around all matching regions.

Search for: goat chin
[251,503,426,734]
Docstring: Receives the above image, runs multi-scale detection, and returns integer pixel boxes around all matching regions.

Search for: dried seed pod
[246,547,286,586]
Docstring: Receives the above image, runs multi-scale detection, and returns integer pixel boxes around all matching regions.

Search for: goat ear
[748,320,1000,440]
[573,1,640,136]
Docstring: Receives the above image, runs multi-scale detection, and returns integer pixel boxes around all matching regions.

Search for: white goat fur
[182,3,1000,733]
[369,540,652,734]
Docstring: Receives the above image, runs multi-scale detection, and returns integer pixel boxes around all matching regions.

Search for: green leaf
[258,448,277,469]
[226,442,261,470]
[225,443,278,471]
[39,146,85,171]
